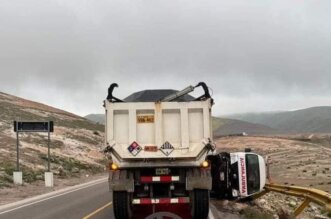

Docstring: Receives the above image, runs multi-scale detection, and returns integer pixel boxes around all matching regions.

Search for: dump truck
[104,82,266,219]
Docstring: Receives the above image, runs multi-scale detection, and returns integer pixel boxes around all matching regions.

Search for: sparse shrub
[277,207,295,219]
[93,131,100,136]
[3,163,16,176]
[0,174,13,188]
[39,154,104,177]
[321,208,331,218]
[302,169,307,172]
[22,169,44,183]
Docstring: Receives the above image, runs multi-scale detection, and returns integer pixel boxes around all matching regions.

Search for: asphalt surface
[0,179,114,219]
[0,178,216,219]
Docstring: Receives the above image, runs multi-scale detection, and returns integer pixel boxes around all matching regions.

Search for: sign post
[47,122,50,172]
[14,121,54,187]
[16,125,19,171]
[13,121,22,185]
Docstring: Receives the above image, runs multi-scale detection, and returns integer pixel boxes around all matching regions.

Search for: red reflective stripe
[141,176,153,183]
[132,197,190,205]
[140,176,179,183]
[140,198,151,204]
[178,197,189,203]
[160,176,172,182]
[159,198,170,204]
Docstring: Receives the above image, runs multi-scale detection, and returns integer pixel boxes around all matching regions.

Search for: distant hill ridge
[86,106,331,135]
[84,113,276,136]
[227,106,331,133]
[212,117,276,137]
[85,114,105,125]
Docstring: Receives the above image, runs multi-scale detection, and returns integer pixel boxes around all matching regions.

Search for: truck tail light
[201,160,209,168]
[110,163,118,170]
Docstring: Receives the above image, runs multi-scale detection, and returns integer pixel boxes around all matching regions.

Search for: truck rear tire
[113,191,132,219]
[191,189,209,219]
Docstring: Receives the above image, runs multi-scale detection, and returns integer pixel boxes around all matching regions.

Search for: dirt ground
[214,136,331,218]
[215,136,331,192]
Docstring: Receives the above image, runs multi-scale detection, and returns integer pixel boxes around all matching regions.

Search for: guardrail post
[294,197,311,216]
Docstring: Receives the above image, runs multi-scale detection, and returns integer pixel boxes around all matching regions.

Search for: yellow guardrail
[252,183,331,217]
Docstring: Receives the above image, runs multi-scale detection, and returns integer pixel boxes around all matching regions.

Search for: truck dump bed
[104,85,213,168]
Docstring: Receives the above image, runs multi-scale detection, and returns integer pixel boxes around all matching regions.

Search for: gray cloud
[1,0,331,116]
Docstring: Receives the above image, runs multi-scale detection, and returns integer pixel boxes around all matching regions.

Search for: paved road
[0,178,114,219]
[0,178,216,219]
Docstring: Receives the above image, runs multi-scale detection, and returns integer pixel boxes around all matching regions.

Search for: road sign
[13,121,54,172]
[14,121,54,132]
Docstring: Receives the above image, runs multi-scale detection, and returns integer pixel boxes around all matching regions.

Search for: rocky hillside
[227,106,331,133]
[85,114,105,125]
[0,92,105,188]
[213,117,277,137]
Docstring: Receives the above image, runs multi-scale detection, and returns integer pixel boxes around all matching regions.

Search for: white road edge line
[208,203,217,219]
[0,177,108,215]
[208,208,216,219]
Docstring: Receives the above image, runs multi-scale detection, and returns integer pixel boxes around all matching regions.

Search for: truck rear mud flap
[109,170,134,192]
[186,168,212,190]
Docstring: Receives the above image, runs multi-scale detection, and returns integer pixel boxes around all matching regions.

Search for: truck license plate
[137,115,154,123]
[155,168,170,175]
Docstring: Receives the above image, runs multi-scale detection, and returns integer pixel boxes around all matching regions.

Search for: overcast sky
[1,0,331,116]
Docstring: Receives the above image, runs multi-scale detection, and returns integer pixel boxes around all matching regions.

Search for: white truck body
[105,100,213,167]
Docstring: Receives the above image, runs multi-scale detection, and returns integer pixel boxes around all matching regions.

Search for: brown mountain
[227,106,331,133]
[0,92,105,187]
[212,117,276,137]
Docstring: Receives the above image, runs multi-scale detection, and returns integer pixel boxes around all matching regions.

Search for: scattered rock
[232,202,248,212]
[277,207,294,219]
[220,200,229,206]
[310,205,318,212]
[72,167,80,173]
[258,198,267,206]
[314,215,330,219]
[289,200,297,207]
[58,166,65,176]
